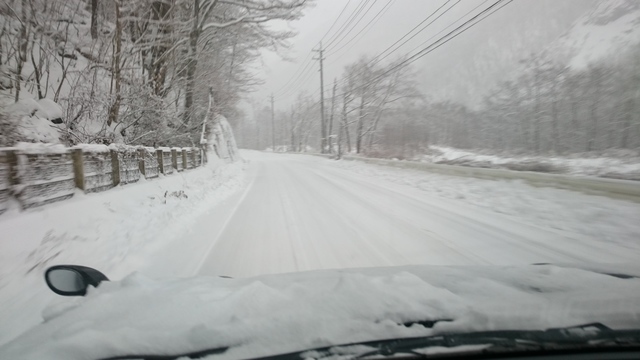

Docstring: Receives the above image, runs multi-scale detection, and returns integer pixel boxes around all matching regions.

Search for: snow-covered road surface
[197,151,640,278]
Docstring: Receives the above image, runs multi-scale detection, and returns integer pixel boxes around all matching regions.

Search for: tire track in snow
[308,167,491,265]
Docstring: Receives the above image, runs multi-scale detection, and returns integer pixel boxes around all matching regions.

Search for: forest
[0,0,307,147]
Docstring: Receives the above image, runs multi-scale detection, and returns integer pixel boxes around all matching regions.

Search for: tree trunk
[570,98,579,152]
[183,0,201,125]
[289,107,297,152]
[150,1,171,96]
[551,98,559,153]
[91,0,98,39]
[342,93,351,153]
[107,0,122,127]
[533,69,541,154]
[586,68,601,152]
[356,96,365,153]
[620,98,633,148]
[14,0,29,102]
[30,34,43,99]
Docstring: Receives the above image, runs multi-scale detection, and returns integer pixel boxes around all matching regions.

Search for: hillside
[0,0,306,154]
[558,0,640,70]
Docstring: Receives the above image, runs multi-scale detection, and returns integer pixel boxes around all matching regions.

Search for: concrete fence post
[5,150,19,188]
[182,149,188,170]
[5,150,24,209]
[156,149,164,174]
[191,149,197,168]
[110,150,120,186]
[137,148,146,177]
[171,149,178,171]
[201,146,207,165]
[71,149,85,191]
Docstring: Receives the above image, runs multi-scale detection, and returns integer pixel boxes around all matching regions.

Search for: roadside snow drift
[1,263,639,360]
[0,156,246,346]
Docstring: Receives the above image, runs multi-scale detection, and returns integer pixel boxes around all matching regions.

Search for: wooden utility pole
[271,94,276,151]
[313,42,326,153]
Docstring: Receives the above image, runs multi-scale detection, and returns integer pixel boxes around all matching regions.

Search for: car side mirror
[45,265,109,296]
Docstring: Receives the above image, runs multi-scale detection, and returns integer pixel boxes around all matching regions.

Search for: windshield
[1,0,640,359]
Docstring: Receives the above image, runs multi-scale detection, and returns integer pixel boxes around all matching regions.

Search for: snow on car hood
[1,263,640,360]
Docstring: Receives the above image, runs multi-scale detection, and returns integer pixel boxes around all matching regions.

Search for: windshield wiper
[99,323,640,360]
[100,345,229,360]
[252,323,640,360]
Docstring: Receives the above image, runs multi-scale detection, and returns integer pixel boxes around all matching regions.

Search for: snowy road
[1,151,639,347]
[198,151,639,278]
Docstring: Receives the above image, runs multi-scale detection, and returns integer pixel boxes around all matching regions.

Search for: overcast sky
[247,0,594,114]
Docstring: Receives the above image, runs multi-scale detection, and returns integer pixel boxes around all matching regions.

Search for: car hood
[1,263,640,360]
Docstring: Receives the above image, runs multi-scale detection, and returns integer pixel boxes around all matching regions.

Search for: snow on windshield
[1,263,640,360]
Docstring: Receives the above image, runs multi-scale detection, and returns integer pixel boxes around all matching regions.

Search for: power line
[317,0,455,101]
[281,0,512,106]
[318,0,353,44]
[325,0,380,52]
[325,0,458,79]
[326,0,394,58]
[315,0,510,102]
[274,61,319,100]
[323,0,374,50]
[272,0,365,99]
[273,56,316,97]
[369,0,461,67]
[295,0,384,103]
[321,0,459,94]
[340,0,514,98]
[326,0,501,97]
[407,0,491,55]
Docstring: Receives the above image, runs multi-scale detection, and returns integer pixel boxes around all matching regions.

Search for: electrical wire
[370,0,462,67]
[339,0,514,98]
[323,0,374,49]
[318,0,354,44]
[326,0,394,58]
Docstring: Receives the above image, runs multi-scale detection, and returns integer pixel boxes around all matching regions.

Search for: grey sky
[248,0,594,113]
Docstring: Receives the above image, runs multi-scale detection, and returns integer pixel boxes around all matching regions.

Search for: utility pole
[313,42,326,153]
[270,93,276,152]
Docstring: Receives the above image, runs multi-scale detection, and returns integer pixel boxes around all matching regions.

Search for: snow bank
[35,99,63,121]
[331,158,640,250]
[0,157,247,346]
[1,263,639,360]
[3,99,62,144]
[419,146,640,180]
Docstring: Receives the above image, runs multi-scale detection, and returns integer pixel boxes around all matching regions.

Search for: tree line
[240,41,640,158]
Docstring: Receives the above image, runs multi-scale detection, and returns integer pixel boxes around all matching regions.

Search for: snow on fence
[139,148,159,179]
[173,148,184,172]
[117,146,141,185]
[75,147,115,193]
[9,146,76,209]
[159,148,173,175]
[0,144,206,211]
